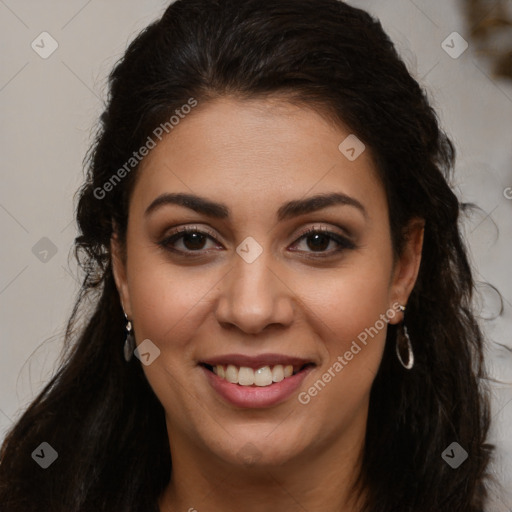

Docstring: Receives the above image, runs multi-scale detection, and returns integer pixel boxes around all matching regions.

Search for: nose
[214,246,295,334]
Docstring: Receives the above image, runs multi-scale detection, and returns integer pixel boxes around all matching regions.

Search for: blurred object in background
[466,0,512,80]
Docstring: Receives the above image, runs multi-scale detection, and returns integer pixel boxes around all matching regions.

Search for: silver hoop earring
[396,304,414,370]
[123,314,135,362]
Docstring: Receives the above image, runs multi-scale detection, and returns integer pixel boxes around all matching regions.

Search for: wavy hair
[0,1,494,510]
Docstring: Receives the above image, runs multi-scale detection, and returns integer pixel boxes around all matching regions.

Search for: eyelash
[158,225,356,258]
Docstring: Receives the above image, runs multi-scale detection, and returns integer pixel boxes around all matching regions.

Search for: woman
[0,0,494,510]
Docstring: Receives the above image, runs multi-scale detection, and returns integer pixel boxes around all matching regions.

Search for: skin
[111,96,424,511]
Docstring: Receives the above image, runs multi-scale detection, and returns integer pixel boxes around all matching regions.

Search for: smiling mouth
[201,363,314,387]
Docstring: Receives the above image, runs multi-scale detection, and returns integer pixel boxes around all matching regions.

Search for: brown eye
[291,227,356,257]
[159,226,221,254]
[158,225,356,258]
[180,231,208,250]
[305,232,331,251]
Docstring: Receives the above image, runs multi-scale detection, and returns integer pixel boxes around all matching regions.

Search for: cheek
[126,236,394,350]
[125,249,215,349]
[294,256,393,346]
[292,255,393,411]
[124,254,217,418]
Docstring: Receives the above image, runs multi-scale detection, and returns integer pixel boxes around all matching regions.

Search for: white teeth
[238,367,255,386]
[254,366,272,386]
[210,363,303,387]
[225,364,239,383]
[272,365,284,382]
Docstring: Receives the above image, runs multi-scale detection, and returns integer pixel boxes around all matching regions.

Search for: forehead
[130,96,386,222]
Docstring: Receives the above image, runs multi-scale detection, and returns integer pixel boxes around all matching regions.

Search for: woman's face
[112,96,423,469]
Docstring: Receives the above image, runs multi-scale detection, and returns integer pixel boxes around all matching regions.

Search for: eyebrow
[144,191,367,221]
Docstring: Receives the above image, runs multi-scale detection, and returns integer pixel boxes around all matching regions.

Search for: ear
[388,217,425,324]
[110,229,132,318]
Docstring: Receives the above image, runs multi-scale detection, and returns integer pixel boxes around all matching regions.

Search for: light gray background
[1,0,511,509]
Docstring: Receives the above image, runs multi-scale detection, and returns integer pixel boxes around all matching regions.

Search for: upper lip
[200,353,315,370]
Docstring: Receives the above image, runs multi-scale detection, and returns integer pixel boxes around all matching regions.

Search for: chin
[212,434,307,469]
